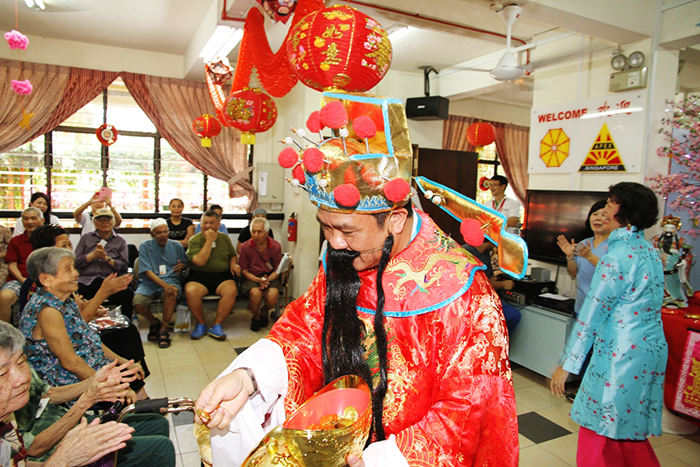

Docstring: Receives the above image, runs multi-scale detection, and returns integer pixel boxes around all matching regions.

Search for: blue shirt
[135,239,188,295]
[194,223,229,235]
[574,236,609,316]
[561,227,666,440]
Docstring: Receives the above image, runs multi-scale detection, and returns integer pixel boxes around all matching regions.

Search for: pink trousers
[577,427,661,467]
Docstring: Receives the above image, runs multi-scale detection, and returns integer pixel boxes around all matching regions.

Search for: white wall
[527,31,680,296]
[449,98,531,127]
[0,34,185,79]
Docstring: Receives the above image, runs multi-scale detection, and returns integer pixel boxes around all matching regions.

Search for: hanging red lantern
[478,176,490,191]
[192,114,222,147]
[220,87,278,145]
[466,122,496,147]
[96,124,118,146]
[286,5,392,92]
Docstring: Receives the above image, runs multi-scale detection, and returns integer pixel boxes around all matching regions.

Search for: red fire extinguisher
[287,212,298,242]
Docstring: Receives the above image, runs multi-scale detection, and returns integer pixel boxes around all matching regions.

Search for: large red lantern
[466,122,496,147]
[192,114,222,147]
[220,87,278,145]
[286,5,392,92]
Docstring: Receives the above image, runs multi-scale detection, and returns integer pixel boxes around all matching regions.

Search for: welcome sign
[528,91,645,174]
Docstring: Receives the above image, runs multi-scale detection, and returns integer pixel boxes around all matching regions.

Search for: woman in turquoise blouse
[551,182,667,467]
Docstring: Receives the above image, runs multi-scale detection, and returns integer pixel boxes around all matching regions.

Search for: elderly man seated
[238,217,282,332]
[185,210,240,340]
[74,207,133,320]
[133,219,187,349]
[0,207,42,322]
[0,321,175,467]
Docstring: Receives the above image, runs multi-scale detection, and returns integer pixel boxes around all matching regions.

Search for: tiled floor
[137,306,700,467]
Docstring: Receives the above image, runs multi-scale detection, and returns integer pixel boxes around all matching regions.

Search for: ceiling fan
[489,4,525,81]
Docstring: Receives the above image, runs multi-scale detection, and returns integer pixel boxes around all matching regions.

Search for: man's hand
[93,244,108,260]
[164,283,179,299]
[346,453,365,467]
[48,418,134,467]
[195,369,255,430]
[501,279,514,291]
[173,260,186,276]
[101,195,113,207]
[259,276,269,291]
[231,264,241,278]
[203,229,218,243]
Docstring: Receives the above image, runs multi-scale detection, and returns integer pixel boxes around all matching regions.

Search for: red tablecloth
[661,291,700,424]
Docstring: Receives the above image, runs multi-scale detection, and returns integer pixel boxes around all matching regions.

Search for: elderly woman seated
[18,247,146,396]
[23,224,150,396]
[0,321,175,467]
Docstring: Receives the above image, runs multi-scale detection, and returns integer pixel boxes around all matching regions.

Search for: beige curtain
[0,60,70,153]
[0,60,119,154]
[442,115,477,151]
[122,73,256,206]
[493,122,529,205]
[443,114,530,204]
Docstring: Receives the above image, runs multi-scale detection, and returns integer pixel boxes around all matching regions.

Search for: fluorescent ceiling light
[580,107,644,119]
[24,0,45,10]
[200,26,243,62]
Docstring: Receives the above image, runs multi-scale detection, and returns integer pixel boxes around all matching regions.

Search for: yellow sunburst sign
[539,128,570,167]
[579,122,626,172]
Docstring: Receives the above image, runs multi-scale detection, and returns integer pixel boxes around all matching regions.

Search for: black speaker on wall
[405,96,450,120]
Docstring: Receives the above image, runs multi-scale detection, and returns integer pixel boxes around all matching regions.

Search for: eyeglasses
[94,217,113,222]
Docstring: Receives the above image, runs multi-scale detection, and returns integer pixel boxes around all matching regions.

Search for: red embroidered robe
[268,211,519,466]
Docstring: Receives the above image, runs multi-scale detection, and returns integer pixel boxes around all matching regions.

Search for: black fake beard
[322,235,394,442]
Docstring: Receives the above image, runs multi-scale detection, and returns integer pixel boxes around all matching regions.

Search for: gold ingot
[242,375,371,467]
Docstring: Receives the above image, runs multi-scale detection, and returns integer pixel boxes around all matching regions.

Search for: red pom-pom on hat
[384,178,411,203]
[320,101,348,129]
[307,111,325,133]
[461,219,485,247]
[292,164,306,184]
[353,115,377,140]
[278,148,299,168]
[333,184,361,208]
[302,147,324,173]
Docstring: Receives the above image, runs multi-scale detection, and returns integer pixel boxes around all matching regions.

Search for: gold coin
[196,409,212,424]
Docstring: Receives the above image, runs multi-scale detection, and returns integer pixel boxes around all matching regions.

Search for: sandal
[158,331,171,349]
[147,321,161,341]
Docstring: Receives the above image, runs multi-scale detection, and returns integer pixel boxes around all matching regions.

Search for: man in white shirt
[489,175,522,230]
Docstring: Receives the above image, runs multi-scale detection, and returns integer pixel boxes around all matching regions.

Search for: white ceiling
[1,0,697,108]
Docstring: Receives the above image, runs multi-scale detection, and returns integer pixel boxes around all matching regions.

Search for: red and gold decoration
[277,92,413,212]
[242,375,371,466]
[220,87,278,145]
[192,114,222,147]
[96,124,118,146]
[478,176,490,191]
[415,176,528,279]
[466,122,496,148]
[255,0,297,24]
[205,0,324,105]
[286,4,392,92]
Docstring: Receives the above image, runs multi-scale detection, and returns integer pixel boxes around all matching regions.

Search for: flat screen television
[523,190,608,264]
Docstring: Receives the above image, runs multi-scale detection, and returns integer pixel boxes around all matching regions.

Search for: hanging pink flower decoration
[4,30,29,50]
[11,79,33,95]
